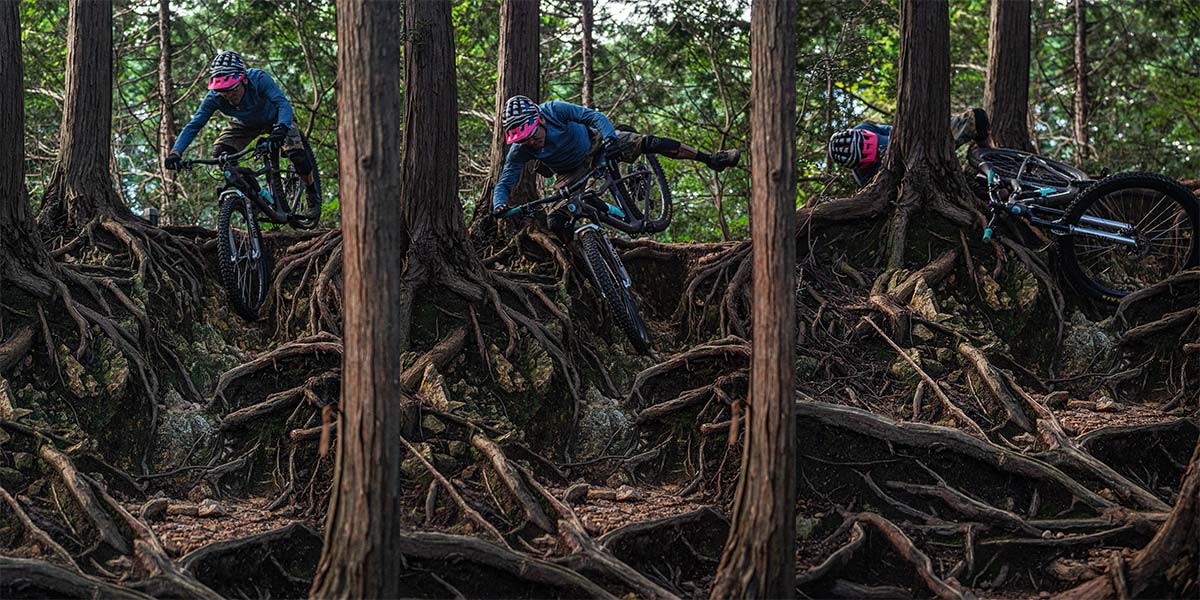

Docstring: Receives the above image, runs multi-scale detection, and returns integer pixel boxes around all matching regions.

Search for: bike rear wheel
[1057,172,1198,303]
[577,228,652,354]
[280,135,322,229]
[217,194,272,321]
[613,125,671,234]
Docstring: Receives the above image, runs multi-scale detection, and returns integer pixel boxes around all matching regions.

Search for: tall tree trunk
[471,0,540,228]
[881,0,969,270]
[581,0,594,107]
[39,0,130,231]
[984,0,1034,152]
[157,0,176,225]
[1073,0,1089,165]
[310,2,411,596]
[397,0,482,349]
[709,0,797,597]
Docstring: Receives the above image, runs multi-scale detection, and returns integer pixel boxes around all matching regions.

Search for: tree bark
[310,1,411,597]
[157,0,176,224]
[1073,0,1089,165]
[0,0,51,288]
[581,0,594,108]
[881,0,968,270]
[709,0,797,597]
[471,0,540,228]
[984,0,1034,152]
[39,0,131,231]
[398,0,483,349]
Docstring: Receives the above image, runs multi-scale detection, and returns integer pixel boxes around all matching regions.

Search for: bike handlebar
[179,139,273,169]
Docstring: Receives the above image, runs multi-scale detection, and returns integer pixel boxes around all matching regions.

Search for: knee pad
[640,135,681,156]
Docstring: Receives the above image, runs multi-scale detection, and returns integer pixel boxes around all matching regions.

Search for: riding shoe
[305,185,321,220]
[707,149,741,172]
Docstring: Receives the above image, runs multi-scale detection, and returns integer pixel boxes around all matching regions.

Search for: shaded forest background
[20,0,1200,239]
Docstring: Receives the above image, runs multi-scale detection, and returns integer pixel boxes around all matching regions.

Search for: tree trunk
[1073,0,1089,165]
[39,0,131,231]
[398,0,483,349]
[471,0,540,228]
[709,0,797,597]
[0,0,51,289]
[881,0,969,271]
[984,0,1034,152]
[309,1,412,597]
[156,0,176,225]
[581,0,594,108]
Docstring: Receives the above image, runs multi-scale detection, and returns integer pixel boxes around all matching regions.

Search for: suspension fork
[221,190,263,261]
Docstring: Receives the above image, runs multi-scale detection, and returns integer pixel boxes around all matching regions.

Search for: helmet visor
[505,114,540,144]
[209,73,246,91]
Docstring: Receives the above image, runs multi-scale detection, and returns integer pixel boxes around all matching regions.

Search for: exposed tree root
[0,556,154,599]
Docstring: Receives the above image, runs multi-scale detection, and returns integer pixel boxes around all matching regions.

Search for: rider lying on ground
[491,95,741,224]
[828,107,993,188]
[163,51,320,221]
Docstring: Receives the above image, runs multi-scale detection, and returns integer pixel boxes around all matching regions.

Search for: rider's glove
[602,137,625,163]
[163,152,182,171]
[268,124,290,149]
[492,202,510,218]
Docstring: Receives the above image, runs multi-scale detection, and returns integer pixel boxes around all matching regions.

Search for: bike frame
[181,140,295,225]
[500,156,663,235]
[979,156,1141,249]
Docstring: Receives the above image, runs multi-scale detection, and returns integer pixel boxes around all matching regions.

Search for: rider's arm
[492,145,530,210]
[171,95,219,154]
[548,100,617,139]
[254,70,296,127]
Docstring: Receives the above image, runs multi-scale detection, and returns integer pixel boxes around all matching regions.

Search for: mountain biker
[491,95,741,220]
[162,51,319,220]
[828,108,993,188]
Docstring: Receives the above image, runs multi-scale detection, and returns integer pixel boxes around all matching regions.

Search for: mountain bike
[497,137,671,354]
[969,147,1198,303]
[180,136,322,321]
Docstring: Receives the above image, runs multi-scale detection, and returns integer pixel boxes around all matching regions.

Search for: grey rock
[141,498,169,520]
[198,499,226,518]
[564,483,589,503]
[153,389,218,473]
[1059,311,1115,377]
[575,387,635,461]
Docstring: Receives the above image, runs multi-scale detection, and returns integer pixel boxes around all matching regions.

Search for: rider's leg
[616,132,740,172]
[280,125,320,219]
[211,121,259,157]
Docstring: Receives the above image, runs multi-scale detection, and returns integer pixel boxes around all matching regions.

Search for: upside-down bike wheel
[577,228,652,354]
[613,125,671,234]
[968,147,1091,189]
[1057,172,1198,303]
[217,193,272,321]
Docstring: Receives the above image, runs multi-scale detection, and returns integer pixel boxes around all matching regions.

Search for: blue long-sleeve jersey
[851,122,892,188]
[171,69,296,154]
[492,100,617,210]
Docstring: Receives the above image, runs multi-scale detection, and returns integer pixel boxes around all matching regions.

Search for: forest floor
[1,183,1197,599]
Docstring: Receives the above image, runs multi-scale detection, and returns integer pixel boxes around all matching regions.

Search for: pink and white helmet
[502,95,540,144]
[208,51,247,91]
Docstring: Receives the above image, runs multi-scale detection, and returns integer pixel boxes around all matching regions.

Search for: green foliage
[19,0,1200,239]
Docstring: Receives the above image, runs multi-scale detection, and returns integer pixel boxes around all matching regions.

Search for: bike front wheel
[577,228,652,354]
[217,194,272,321]
[1057,172,1198,303]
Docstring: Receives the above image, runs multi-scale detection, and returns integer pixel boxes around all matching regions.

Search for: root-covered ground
[1,199,1197,598]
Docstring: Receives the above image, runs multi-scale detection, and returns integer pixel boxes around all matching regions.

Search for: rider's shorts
[540,129,646,189]
[213,121,304,155]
